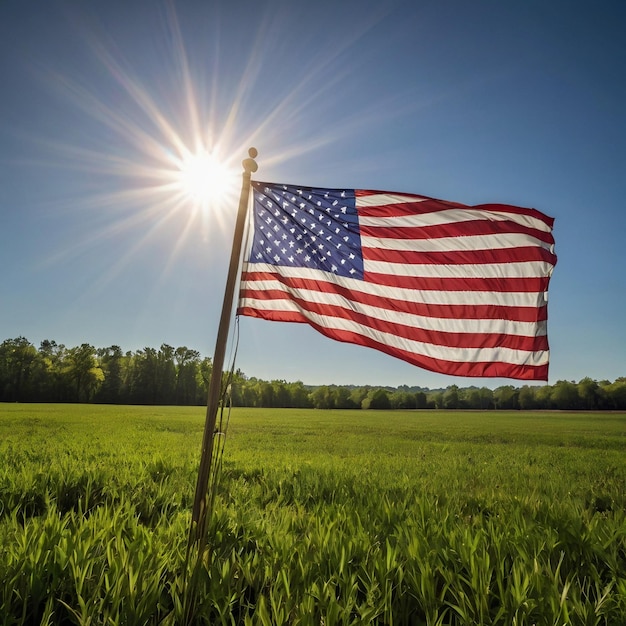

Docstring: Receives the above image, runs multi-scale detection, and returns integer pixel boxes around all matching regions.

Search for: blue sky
[1,0,624,388]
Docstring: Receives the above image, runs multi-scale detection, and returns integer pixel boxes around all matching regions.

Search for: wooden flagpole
[189,147,258,547]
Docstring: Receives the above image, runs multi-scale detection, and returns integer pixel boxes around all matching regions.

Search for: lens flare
[31,1,396,296]
[176,149,237,213]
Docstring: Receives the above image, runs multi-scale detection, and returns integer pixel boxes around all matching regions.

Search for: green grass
[1,404,625,625]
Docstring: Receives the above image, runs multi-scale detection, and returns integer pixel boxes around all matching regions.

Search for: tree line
[1,336,625,410]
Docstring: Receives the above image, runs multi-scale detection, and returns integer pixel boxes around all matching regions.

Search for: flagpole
[189,147,258,546]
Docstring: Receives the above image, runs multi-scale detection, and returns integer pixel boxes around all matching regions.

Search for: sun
[176,149,238,213]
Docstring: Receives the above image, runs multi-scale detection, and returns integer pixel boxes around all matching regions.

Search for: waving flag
[238,181,556,380]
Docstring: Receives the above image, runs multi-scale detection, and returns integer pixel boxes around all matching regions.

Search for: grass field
[0,404,625,625]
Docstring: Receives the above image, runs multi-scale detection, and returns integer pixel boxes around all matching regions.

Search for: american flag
[238,181,556,380]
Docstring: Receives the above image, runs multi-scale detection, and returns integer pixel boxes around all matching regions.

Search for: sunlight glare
[177,149,238,212]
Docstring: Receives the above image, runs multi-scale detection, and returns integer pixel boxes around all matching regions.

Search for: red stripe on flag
[357,198,465,217]
[239,289,548,352]
[355,191,554,228]
[238,306,549,380]
[362,245,557,266]
[473,204,555,229]
[239,271,547,322]
[360,219,555,246]
[363,272,551,293]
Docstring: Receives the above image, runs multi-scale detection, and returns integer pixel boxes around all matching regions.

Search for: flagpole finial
[243,147,258,174]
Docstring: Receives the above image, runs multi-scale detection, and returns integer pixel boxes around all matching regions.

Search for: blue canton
[249,182,364,280]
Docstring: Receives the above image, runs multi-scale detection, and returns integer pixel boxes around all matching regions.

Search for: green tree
[63,344,104,402]
[157,344,177,404]
[271,380,291,407]
[349,386,369,408]
[174,347,201,405]
[34,340,69,401]
[390,390,416,409]
[493,385,519,410]
[196,357,213,404]
[443,385,461,409]
[310,385,335,409]
[534,384,553,409]
[130,347,158,403]
[577,377,602,409]
[0,337,38,401]
[363,388,391,410]
[287,381,313,408]
[518,385,536,410]
[430,391,445,409]
[479,387,494,409]
[414,391,428,408]
[551,380,580,410]
[95,345,125,403]
[602,378,626,410]
[256,381,275,407]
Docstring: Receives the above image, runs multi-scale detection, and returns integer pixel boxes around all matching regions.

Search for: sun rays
[27,1,400,298]
[31,11,247,288]
[171,147,238,217]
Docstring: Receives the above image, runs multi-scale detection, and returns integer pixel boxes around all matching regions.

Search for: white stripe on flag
[239,296,550,367]
[360,233,555,253]
[358,207,553,233]
[362,260,553,279]
[242,266,549,308]
[239,287,547,336]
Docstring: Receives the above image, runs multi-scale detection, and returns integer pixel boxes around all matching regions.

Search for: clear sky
[1,0,624,389]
